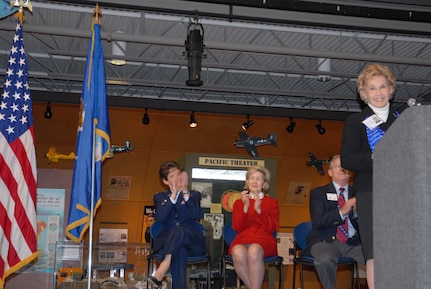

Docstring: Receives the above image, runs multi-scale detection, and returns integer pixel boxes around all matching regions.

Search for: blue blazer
[306,183,360,252]
[154,190,203,236]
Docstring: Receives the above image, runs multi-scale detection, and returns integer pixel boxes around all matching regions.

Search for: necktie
[336,188,349,243]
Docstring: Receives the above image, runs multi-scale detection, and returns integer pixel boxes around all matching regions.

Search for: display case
[54,241,150,289]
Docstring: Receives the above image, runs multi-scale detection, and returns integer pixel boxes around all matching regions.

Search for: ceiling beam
[48,0,431,35]
[31,90,355,121]
[2,22,431,67]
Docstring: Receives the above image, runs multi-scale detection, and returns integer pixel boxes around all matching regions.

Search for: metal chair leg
[279,262,284,289]
[299,262,305,289]
[355,263,361,289]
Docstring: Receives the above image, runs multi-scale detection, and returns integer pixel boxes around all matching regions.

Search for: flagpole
[65,6,110,287]
[87,119,96,289]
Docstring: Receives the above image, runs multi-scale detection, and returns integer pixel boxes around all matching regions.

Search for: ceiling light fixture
[286,117,296,133]
[44,102,52,119]
[317,57,331,82]
[241,115,254,131]
[185,14,204,86]
[142,108,150,125]
[316,119,326,135]
[189,111,198,128]
[111,31,126,66]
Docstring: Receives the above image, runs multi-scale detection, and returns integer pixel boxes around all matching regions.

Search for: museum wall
[33,101,345,239]
[20,101,354,289]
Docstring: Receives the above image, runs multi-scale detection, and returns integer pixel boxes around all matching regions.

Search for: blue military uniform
[152,190,205,289]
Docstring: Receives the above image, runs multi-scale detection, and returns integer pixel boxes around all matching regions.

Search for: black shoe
[147,276,162,288]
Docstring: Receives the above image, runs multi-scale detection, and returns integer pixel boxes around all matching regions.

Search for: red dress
[229,196,279,257]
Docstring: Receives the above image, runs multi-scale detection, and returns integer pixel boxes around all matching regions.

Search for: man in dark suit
[307,154,364,289]
[147,161,206,289]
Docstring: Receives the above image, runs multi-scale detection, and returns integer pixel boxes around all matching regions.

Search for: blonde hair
[357,63,396,102]
[244,166,271,193]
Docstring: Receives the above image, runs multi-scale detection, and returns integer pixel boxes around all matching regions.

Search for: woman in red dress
[229,166,280,289]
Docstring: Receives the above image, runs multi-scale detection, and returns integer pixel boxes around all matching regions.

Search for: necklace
[249,192,264,200]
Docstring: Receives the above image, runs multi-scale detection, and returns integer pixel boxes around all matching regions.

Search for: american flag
[0,21,38,288]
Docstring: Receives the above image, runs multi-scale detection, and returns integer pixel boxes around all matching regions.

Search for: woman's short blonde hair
[244,166,271,193]
[357,63,396,102]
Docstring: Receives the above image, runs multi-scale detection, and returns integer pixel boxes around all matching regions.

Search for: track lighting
[316,119,326,135]
[44,102,52,119]
[286,117,296,133]
[241,115,254,131]
[189,112,197,128]
[142,108,150,125]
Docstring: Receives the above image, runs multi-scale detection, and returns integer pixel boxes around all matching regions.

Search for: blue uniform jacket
[154,190,203,238]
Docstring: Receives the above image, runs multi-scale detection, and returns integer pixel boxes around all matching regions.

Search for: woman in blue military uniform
[147,161,205,289]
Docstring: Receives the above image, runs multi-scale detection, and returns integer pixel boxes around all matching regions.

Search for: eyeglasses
[331,164,351,174]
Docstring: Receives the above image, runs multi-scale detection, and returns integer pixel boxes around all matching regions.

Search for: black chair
[221,222,284,289]
[292,221,360,289]
[146,221,211,289]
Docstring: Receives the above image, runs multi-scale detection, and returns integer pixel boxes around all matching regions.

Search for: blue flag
[66,22,110,242]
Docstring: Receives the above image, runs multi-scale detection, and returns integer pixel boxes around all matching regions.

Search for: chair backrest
[222,222,237,246]
[293,221,312,250]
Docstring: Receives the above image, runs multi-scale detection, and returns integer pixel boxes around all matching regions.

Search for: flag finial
[93,3,102,25]
[11,0,33,24]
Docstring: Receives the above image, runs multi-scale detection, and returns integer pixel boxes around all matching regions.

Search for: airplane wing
[244,142,258,157]
[308,152,317,161]
[306,152,325,175]
[313,163,325,175]
[239,131,248,139]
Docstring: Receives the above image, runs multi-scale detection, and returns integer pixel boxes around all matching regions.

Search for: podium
[373,105,431,288]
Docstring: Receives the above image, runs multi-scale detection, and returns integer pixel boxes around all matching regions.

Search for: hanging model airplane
[306,152,330,175]
[234,131,277,157]
[45,141,133,163]
[45,147,75,164]
[107,140,133,158]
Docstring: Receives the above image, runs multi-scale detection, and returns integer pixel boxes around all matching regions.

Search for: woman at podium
[340,63,399,289]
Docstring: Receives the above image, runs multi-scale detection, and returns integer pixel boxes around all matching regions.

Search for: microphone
[407,98,420,107]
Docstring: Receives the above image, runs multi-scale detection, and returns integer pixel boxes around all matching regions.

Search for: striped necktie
[336,188,349,243]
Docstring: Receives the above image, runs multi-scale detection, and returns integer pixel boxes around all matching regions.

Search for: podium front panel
[373,105,431,289]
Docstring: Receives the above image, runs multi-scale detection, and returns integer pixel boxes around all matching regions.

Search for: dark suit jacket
[153,189,203,238]
[306,182,360,253]
[340,105,399,193]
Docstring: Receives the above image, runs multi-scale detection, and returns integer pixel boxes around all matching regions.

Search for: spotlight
[110,31,126,66]
[142,108,150,125]
[317,57,331,82]
[286,117,296,133]
[189,112,197,128]
[185,15,204,87]
[316,119,326,135]
[44,102,52,119]
[241,115,254,131]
